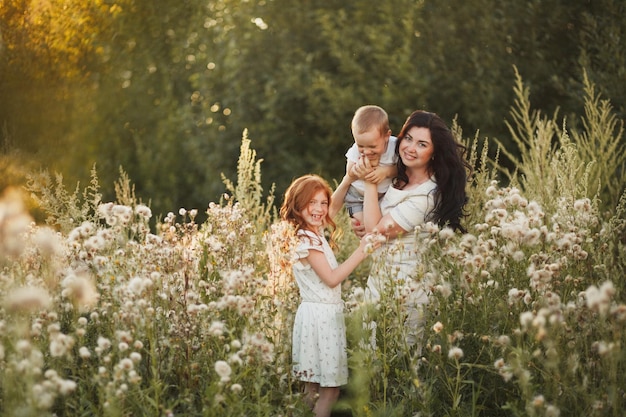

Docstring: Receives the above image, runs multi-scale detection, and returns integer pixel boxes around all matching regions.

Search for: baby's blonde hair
[351,105,390,136]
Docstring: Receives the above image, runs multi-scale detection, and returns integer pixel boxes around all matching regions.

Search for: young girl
[280,174,378,417]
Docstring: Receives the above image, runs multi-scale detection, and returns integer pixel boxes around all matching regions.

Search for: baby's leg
[351,210,364,225]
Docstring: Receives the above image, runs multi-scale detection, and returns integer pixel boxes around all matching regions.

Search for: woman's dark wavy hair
[394,110,472,233]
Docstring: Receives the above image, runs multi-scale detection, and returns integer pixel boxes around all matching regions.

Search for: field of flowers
[1,74,625,417]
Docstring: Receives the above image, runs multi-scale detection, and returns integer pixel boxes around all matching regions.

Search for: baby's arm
[329,160,358,219]
[364,164,397,184]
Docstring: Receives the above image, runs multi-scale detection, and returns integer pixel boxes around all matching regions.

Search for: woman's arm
[362,179,407,238]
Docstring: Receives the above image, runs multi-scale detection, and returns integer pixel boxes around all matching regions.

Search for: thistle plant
[0,75,624,416]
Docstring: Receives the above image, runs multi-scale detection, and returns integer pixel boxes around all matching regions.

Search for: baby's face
[353,128,391,166]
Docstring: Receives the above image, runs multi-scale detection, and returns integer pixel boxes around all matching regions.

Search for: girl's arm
[305,237,373,288]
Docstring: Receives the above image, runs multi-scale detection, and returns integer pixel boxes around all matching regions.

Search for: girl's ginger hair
[280,174,337,245]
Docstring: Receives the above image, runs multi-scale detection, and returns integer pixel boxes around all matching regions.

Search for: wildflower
[128,276,147,294]
[97,337,112,352]
[585,281,614,315]
[485,182,499,197]
[16,339,32,354]
[79,221,96,237]
[532,395,545,407]
[128,370,141,384]
[50,334,75,357]
[435,282,452,298]
[209,321,226,337]
[113,205,133,225]
[364,232,386,253]
[545,405,561,417]
[135,204,152,220]
[230,383,243,394]
[130,352,142,363]
[61,273,99,311]
[79,346,91,359]
[33,387,55,409]
[593,341,613,356]
[612,304,626,322]
[573,198,591,212]
[520,311,534,329]
[497,335,511,347]
[527,201,543,216]
[438,227,455,240]
[84,235,106,252]
[512,250,525,262]
[448,347,464,360]
[432,321,443,333]
[214,360,232,382]
[33,227,64,257]
[229,353,243,366]
[58,379,77,395]
[500,370,513,382]
[119,358,134,371]
[4,286,51,313]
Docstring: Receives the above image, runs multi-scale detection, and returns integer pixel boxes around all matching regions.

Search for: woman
[353,110,471,347]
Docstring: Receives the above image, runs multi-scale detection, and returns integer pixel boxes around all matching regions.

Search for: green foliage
[25,165,102,233]
[496,68,625,216]
[569,71,626,212]
[221,130,275,230]
[2,0,626,219]
[2,97,626,416]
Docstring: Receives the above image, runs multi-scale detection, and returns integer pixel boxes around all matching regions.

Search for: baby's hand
[352,156,374,179]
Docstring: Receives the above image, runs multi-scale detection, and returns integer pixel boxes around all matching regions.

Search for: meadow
[0,73,624,416]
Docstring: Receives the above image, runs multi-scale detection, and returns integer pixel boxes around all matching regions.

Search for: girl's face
[302,189,329,229]
[399,126,434,172]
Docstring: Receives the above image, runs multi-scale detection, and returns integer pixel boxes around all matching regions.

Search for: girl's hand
[360,232,385,255]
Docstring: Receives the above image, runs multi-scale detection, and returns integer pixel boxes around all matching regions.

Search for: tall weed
[0,75,625,416]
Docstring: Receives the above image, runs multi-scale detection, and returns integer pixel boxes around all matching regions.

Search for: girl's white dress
[291,229,348,387]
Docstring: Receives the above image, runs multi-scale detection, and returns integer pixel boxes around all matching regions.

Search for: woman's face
[399,126,434,172]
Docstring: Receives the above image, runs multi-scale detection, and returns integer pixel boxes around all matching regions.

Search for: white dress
[291,229,348,387]
[365,178,437,348]
[366,177,437,300]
